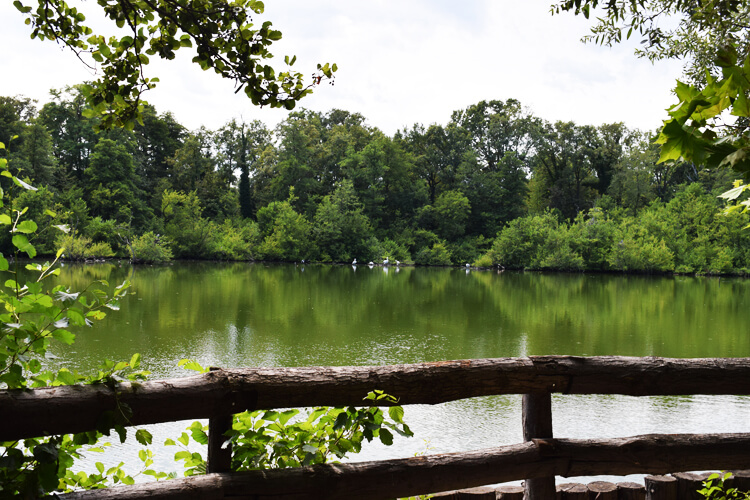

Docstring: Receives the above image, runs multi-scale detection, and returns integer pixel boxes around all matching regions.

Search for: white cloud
[0,1,684,135]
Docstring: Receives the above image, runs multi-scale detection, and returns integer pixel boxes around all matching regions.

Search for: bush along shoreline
[49,182,750,277]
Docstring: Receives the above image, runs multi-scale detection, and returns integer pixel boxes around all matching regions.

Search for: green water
[49,262,750,480]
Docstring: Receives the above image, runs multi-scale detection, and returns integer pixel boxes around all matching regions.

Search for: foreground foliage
[11,0,336,128]
[0,142,411,497]
[166,386,413,475]
[699,473,750,500]
[556,0,750,233]
[0,141,150,497]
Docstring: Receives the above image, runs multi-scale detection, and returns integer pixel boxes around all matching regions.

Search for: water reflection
[45,263,750,482]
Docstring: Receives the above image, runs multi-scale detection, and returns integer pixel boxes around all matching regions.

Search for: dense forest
[1,87,748,274]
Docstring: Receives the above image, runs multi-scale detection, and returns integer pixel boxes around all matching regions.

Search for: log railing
[2,356,750,499]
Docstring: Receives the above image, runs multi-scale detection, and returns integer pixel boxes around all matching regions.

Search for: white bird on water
[352,258,357,265]
[383,258,389,266]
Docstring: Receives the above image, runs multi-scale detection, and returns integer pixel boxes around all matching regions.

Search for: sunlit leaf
[135,429,153,445]
[12,234,36,258]
[15,220,37,234]
[13,177,37,191]
[52,330,75,345]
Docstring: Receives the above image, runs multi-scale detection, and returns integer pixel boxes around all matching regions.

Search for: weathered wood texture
[57,433,750,500]
[673,472,712,500]
[557,482,588,499]
[644,475,677,500]
[615,482,645,500]
[5,356,749,442]
[496,485,524,499]
[524,392,555,500]
[587,481,617,499]
[455,486,497,498]
[430,486,497,499]
[729,470,750,491]
[430,490,461,499]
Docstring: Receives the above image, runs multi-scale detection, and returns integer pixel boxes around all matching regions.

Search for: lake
[48,262,750,484]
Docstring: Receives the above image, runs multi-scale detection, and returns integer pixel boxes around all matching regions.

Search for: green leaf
[130,353,141,369]
[135,429,153,445]
[190,427,208,445]
[719,184,750,200]
[67,308,86,326]
[13,176,37,191]
[13,1,32,14]
[0,214,11,225]
[32,294,54,308]
[732,90,750,117]
[15,220,37,234]
[52,330,76,345]
[115,425,127,443]
[178,359,208,373]
[56,369,76,385]
[33,442,59,464]
[87,310,107,320]
[378,428,394,446]
[12,234,36,258]
[388,406,405,424]
[178,433,189,446]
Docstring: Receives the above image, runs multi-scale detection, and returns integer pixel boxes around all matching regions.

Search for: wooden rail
[2,356,749,499]
[57,434,750,499]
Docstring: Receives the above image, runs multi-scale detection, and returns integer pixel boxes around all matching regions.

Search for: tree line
[0,87,747,274]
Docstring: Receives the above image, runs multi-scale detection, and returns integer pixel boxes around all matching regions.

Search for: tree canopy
[553,0,750,209]
[12,0,336,129]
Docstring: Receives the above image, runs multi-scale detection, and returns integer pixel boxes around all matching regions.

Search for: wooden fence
[2,356,750,499]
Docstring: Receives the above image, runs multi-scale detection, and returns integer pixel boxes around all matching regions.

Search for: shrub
[209,221,254,261]
[414,241,452,266]
[449,235,491,266]
[473,253,494,268]
[130,232,173,263]
[607,220,674,272]
[482,211,582,270]
[85,216,124,256]
[569,207,618,270]
[380,238,412,263]
[57,234,115,260]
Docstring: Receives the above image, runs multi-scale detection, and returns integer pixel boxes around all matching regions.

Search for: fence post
[207,366,233,473]
[522,392,555,500]
[207,414,233,473]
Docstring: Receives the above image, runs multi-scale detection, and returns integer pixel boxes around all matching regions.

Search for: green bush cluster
[480,184,750,274]
[32,179,750,275]
[129,232,173,263]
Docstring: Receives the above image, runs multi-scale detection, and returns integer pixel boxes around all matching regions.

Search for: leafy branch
[12,0,337,129]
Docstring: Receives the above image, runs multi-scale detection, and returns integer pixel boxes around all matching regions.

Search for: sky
[0,1,685,136]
